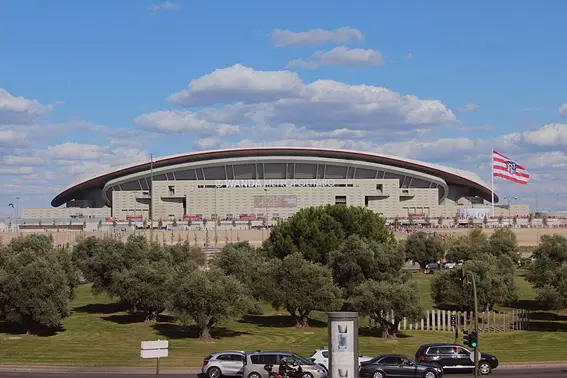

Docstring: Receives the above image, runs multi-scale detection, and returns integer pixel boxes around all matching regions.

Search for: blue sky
[1,0,566,215]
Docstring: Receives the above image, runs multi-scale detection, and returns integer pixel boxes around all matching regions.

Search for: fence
[370,309,529,332]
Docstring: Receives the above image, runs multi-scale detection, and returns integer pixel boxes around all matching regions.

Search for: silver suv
[202,351,246,378]
[243,351,327,378]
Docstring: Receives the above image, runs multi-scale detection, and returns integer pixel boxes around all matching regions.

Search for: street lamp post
[503,196,518,226]
[264,188,268,227]
[214,187,218,244]
[149,153,154,240]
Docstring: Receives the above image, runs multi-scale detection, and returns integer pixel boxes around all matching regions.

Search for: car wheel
[207,367,222,378]
[479,361,492,375]
[248,373,262,378]
[372,371,384,378]
[423,370,437,378]
[302,372,313,378]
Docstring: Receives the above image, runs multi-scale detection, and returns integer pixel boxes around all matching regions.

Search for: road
[2,367,567,378]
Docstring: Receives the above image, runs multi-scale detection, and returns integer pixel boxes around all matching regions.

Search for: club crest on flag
[492,150,529,185]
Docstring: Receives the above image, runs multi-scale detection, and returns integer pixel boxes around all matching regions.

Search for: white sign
[458,208,491,219]
[215,179,335,188]
[141,340,169,359]
[141,349,169,359]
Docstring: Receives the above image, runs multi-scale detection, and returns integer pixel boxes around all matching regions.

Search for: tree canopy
[169,266,253,341]
[0,235,74,332]
[264,205,395,264]
[211,241,272,302]
[525,234,567,309]
[73,235,203,320]
[431,229,518,311]
[431,256,518,311]
[352,279,423,338]
[330,235,405,296]
[404,231,445,268]
[268,253,342,327]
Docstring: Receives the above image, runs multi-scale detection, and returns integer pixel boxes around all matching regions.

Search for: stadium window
[335,196,347,205]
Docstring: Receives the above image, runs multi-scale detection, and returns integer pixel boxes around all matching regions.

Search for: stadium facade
[23,147,529,222]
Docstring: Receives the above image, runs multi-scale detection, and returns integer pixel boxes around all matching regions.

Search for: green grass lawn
[1,272,566,367]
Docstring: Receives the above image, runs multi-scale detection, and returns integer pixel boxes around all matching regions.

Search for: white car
[309,348,373,370]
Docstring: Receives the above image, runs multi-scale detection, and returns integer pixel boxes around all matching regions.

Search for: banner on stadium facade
[458,208,491,219]
[253,195,297,208]
[215,179,335,188]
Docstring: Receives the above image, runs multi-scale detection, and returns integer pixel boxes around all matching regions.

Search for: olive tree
[525,234,567,309]
[169,266,253,341]
[330,235,405,296]
[0,235,74,332]
[431,256,518,311]
[404,231,445,269]
[211,241,272,301]
[352,280,423,338]
[267,253,342,327]
[72,235,202,321]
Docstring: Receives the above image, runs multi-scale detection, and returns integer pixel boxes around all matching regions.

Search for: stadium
[20,147,529,223]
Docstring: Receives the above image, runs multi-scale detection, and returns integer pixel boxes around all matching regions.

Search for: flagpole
[491,148,495,217]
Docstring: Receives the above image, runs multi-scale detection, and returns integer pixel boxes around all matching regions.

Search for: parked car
[309,348,373,370]
[202,351,246,378]
[415,344,498,375]
[359,354,443,378]
[243,351,327,378]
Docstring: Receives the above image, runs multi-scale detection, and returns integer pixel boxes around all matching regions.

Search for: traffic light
[463,329,471,347]
[470,331,478,348]
[463,330,478,348]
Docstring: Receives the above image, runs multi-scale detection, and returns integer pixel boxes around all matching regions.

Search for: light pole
[15,196,20,220]
[264,188,268,227]
[150,153,154,240]
[503,196,517,226]
[214,187,218,244]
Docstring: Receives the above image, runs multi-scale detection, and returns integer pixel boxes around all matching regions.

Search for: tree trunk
[295,310,310,328]
[377,317,397,339]
[200,325,212,341]
[144,311,157,322]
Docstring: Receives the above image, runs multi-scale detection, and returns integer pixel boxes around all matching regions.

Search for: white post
[491,148,495,217]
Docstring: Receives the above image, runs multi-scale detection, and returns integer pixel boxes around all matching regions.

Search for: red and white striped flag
[492,150,530,184]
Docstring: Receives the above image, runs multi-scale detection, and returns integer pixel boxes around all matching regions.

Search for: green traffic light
[471,342,477,347]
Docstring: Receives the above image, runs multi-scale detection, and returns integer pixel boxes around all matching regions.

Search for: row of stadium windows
[109,163,438,192]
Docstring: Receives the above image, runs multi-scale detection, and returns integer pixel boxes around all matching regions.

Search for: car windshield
[293,354,314,365]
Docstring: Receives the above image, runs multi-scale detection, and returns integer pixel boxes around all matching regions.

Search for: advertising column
[328,312,358,378]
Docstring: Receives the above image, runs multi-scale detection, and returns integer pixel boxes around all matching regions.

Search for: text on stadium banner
[215,179,336,188]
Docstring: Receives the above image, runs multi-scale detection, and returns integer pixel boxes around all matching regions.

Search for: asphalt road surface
[2,367,567,378]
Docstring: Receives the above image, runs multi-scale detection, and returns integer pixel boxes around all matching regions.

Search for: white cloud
[134,110,240,136]
[0,166,33,175]
[272,27,363,47]
[522,123,567,146]
[3,155,45,166]
[457,103,480,113]
[47,142,106,160]
[0,88,52,125]
[0,128,28,147]
[404,52,413,60]
[558,103,567,118]
[168,64,303,106]
[165,65,456,139]
[147,1,180,13]
[287,46,385,69]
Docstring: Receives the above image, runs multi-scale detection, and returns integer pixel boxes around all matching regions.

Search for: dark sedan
[359,354,443,378]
